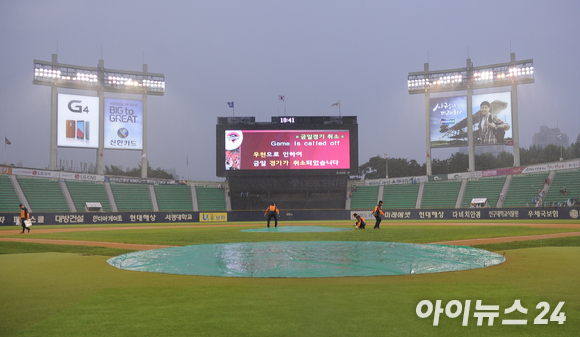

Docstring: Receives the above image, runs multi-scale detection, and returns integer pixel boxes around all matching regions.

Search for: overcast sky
[1,0,579,181]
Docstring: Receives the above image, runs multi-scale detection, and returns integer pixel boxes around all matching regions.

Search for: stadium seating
[502,172,549,207]
[154,185,194,211]
[196,186,226,211]
[544,170,580,206]
[0,175,20,212]
[17,176,70,212]
[350,185,379,210]
[421,180,462,208]
[110,184,153,211]
[66,180,112,212]
[382,184,419,209]
[461,176,506,208]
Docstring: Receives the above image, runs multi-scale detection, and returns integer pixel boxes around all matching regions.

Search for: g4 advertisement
[57,94,99,148]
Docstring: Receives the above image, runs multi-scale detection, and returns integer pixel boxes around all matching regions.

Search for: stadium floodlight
[33,59,165,95]
[408,58,533,94]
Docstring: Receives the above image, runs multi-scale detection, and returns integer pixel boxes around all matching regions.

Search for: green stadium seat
[17,176,69,212]
[196,186,226,211]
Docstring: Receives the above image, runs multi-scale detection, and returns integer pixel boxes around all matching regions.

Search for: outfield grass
[1,222,579,336]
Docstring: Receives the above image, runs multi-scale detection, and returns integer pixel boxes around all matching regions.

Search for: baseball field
[1,220,579,336]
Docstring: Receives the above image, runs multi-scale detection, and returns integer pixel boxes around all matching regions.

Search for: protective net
[241,226,352,233]
[107,241,505,278]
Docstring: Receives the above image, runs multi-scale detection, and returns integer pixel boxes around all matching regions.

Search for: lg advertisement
[430,92,512,148]
[104,98,143,150]
[225,130,350,171]
[57,94,99,148]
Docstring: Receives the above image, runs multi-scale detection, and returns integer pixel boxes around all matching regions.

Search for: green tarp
[108,241,505,278]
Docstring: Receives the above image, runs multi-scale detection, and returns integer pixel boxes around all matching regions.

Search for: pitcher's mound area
[107,241,505,278]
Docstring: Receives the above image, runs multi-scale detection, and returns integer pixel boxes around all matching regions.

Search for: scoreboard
[216,116,358,177]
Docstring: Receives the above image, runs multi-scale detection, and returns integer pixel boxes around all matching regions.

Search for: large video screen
[216,118,358,177]
[472,92,512,146]
[57,94,99,148]
[104,98,143,150]
[429,96,468,148]
[225,129,350,170]
[430,92,512,148]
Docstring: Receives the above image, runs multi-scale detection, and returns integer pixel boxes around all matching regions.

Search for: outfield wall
[1,207,578,226]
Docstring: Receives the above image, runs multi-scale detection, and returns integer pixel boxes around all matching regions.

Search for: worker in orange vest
[264,203,280,228]
[372,200,386,229]
[19,204,30,234]
[353,213,366,229]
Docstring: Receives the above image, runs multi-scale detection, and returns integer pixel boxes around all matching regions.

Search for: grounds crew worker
[372,200,385,229]
[19,203,30,234]
[353,213,366,229]
[264,203,280,228]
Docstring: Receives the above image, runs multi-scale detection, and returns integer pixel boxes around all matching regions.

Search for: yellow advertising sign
[199,213,227,222]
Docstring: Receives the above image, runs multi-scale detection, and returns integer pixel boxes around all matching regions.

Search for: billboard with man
[430,92,512,148]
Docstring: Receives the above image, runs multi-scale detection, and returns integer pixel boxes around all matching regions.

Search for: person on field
[353,213,366,229]
[19,204,30,234]
[372,201,386,229]
[264,203,280,228]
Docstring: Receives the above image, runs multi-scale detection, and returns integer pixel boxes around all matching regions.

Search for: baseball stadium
[1,54,580,337]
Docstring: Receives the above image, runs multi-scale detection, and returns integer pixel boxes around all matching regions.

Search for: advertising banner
[12,168,60,178]
[430,96,467,148]
[448,171,482,180]
[0,166,13,175]
[57,94,99,148]
[428,174,448,182]
[225,130,350,171]
[366,176,427,186]
[1,207,579,226]
[106,176,184,185]
[199,213,227,222]
[59,172,104,182]
[522,160,580,174]
[472,92,512,146]
[430,92,513,148]
[104,98,143,150]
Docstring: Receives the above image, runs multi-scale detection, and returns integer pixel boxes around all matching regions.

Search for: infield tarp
[107,241,506,278]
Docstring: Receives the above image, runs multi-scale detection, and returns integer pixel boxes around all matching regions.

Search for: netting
[241,226,352,233]
[107,241,505,278]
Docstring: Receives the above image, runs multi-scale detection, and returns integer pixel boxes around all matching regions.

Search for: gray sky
[1,0,579,181]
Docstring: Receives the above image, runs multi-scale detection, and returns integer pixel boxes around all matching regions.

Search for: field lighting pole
[141,64,148,178]
[423,63,432,176]
[49,54,58,170]
[466,58,475,172]
[384,153,389,178]
[510,53,522,167]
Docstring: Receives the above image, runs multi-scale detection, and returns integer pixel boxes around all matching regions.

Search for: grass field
[1,220,579,336]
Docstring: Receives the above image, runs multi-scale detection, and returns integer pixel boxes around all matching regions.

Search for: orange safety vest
[20,208,30,219]
[265,205,279,215]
